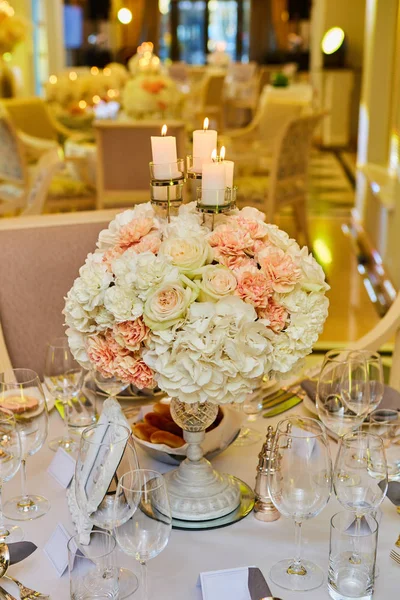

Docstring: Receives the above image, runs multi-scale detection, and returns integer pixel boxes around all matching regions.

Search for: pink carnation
[118,217,156,250]
[258,246,301,293]
[114,355,155,389]
[235,271,272,308]
[113,318,149,352]
[258,299,288,333]
[130,232,161,255]
[86,334,115,377]
[209,225,255,270]
[236,216,268,240]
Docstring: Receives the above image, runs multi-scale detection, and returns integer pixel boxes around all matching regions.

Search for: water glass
[68,531,118,600]
[328,511,378,600]
[369,409,400,481]
[0,409,23,542]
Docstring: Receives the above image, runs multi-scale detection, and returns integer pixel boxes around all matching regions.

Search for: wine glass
[0,408,23,542]
[316,350,371,437]
[44,337,85,453]
[75,422,140,599]
[333,431,387,565]
[114,470,172,600]
[1,368,50,521]
[353,350,384,414]
[268,416,332,591]
[93,371,129,400]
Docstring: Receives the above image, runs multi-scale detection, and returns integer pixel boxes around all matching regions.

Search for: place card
[47,447,76,489]
[198,567,253,600]
[43,523,71,577]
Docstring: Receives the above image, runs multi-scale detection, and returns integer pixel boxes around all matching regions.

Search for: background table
[3,399,399,599]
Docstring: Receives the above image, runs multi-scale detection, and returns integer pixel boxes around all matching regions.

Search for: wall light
[118,8,133,24]
[321,27,346,68]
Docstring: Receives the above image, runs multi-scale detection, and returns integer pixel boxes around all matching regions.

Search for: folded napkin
[9,541,37,565]
[301,380,400,411]
[380,480,400,506]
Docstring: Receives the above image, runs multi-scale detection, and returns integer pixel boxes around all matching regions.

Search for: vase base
[164,457,241,521]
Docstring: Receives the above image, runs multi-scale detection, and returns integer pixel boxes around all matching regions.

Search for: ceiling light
[118,8,132,24]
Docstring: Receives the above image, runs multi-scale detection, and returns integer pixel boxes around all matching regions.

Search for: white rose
[264,224,296,251]
[296,247,330,292]
[159,234,212,276]
[239,206,266,222]
[104,286,143,322]
[143,278,198,331]
[196,265,237,302]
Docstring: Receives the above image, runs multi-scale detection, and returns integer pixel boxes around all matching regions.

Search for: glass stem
[0,483,8,538]
[140,561,148,600]
[350,515,362,564]
[288,520,307,576]
[17,458,32,509]
[62,397,71,442]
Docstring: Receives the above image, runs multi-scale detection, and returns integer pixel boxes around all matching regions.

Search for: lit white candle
[202,149,226,206]
[220,146,234,188]
[193,118,218,172]
[151,124,178,180]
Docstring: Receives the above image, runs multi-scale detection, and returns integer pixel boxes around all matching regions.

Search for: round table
[2,394,398,599]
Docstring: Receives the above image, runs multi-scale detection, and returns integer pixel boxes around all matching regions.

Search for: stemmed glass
[75,422,140,599]
[1,369,50,521]
[268,416,332,591]
[44,337,85,453]
[93,371,129,402]
[0,408,23,542]
[114,470,172,600]
[333,431,387,563]
[317,350,371,437]
[354,350,384,414]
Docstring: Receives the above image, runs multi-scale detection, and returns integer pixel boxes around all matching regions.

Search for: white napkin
[198,567,252,600]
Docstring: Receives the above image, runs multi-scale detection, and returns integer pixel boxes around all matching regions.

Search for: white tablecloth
[3,401,399,600]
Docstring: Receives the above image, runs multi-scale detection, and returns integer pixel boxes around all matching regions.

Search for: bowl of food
[132,400,244,465]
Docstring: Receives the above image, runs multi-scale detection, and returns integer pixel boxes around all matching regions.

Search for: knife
[262,390,298,409]
[9,541,37,565]
[248,567,272,600]
[263,395,303,418]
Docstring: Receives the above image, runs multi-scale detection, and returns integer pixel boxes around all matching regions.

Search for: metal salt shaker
[254,425,280,522]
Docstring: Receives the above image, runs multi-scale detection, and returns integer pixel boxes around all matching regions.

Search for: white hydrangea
[104,286,143,323]
[72,253,113,312]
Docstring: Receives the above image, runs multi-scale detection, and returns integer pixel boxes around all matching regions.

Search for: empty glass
[114,470,172,600]
[44,337,86,453]
[369,409,400,481]
[0,409,22,542]
[75,423,140,598]
[317,350,370,437]
[68,530,118,600]
[93,372,129,400]
[355,351,384,414]
[1,369,50,521]
[268,416,332,591]
[328,511,378,600]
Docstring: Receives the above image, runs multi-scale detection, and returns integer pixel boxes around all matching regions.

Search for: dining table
[2,390,399,600]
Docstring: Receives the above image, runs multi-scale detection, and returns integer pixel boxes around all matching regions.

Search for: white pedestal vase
[163,399,241,521]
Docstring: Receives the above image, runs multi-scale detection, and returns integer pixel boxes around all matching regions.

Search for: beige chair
[1,97,79,145]
[95,120,187,210]
[168,62,189,84]
[237,113,326,248]
[193,72,226,130]
[0,209,120,378]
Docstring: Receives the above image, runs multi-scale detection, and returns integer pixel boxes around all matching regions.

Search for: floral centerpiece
[65,201,329,519]
[0,1,28,97]
[122,73,181,119]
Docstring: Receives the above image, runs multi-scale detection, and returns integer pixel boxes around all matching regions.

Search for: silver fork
[4,576,49,600]
[390,549,400,565]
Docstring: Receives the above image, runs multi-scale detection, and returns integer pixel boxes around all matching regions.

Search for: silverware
[248,567,273,600]
[390,549,400,565]
[0,584,18,600]
[4,576,49,600]
[263,395,303,418]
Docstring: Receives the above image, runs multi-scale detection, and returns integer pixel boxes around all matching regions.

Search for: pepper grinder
[254,425,280,522]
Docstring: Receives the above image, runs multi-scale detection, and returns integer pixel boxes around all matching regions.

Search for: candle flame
[211,149,217,162]
[161,124,167,136]
[203,117,209,131]
[220,146,226,161]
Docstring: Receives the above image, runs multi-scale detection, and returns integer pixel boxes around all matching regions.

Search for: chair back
[0,210,119,378]
[21,149,63,215]
[0,106,28,186]
[201,73,226,108]
[1,98,58,142]
[169,62,188,83]
[227,62,257,83]
[267,113,325,220]
[95,120,186,209]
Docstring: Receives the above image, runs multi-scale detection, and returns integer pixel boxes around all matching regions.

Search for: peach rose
[209,226,255,270]
[113,318,149,352]
[258,246,301,293]
[258,299,288,333]
[235,271,272,308]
